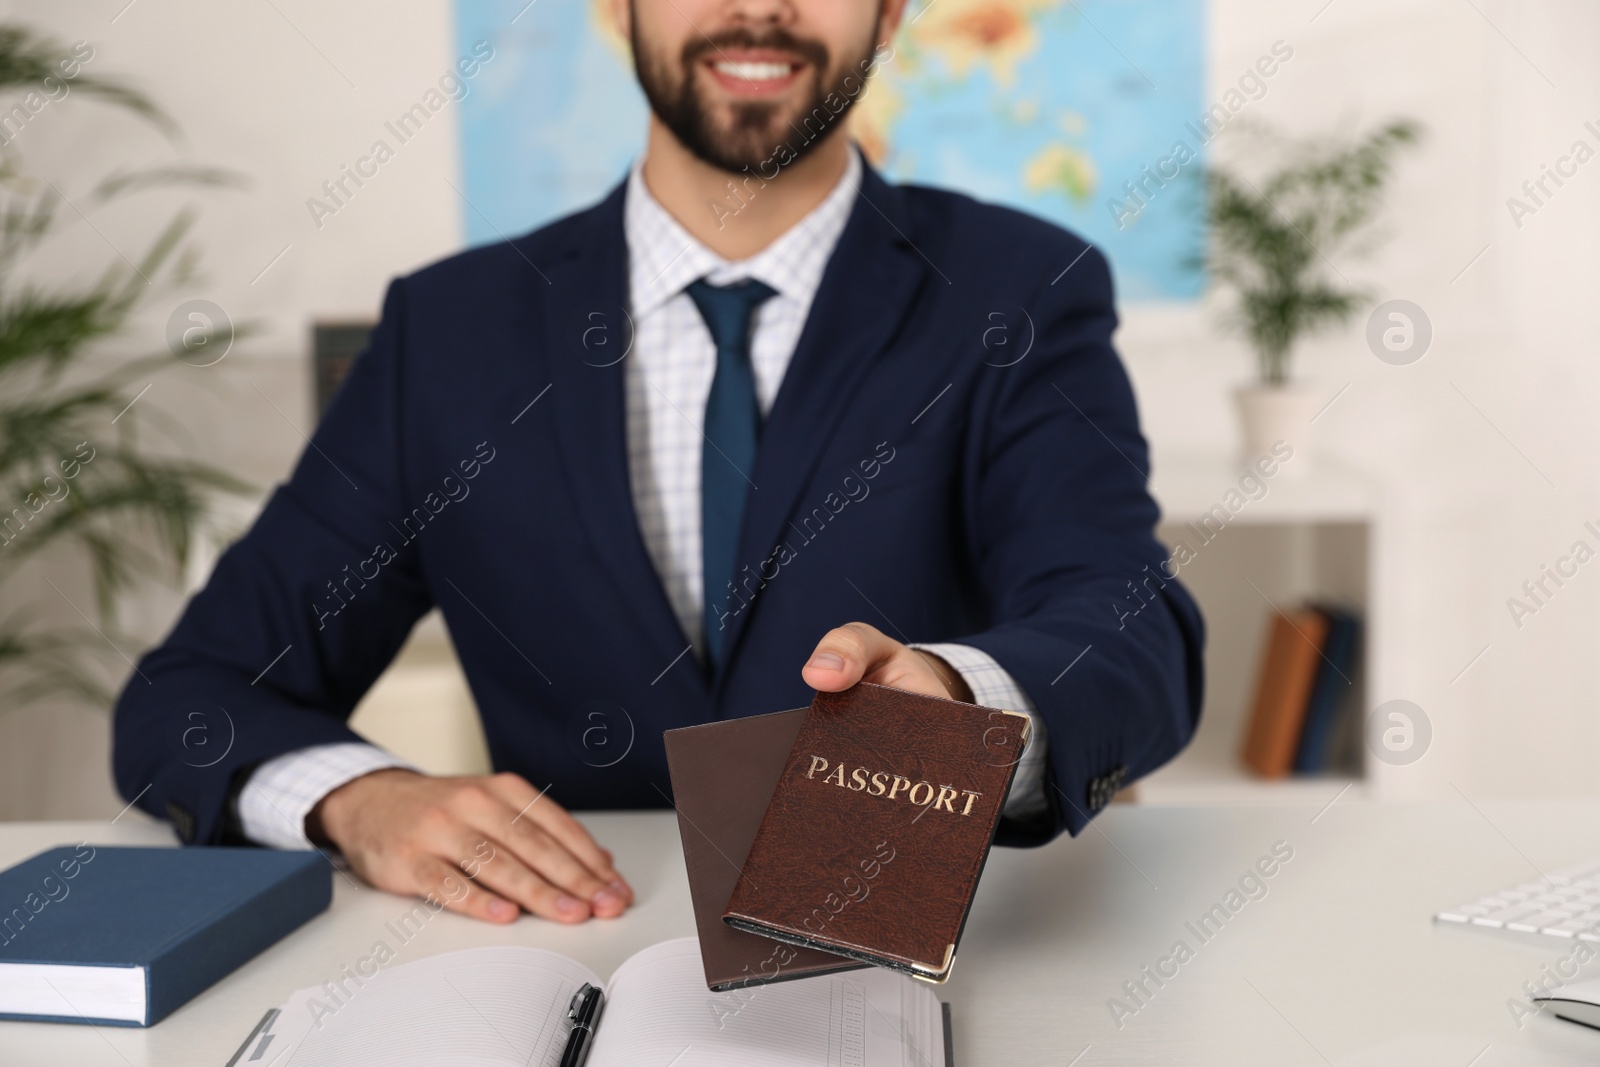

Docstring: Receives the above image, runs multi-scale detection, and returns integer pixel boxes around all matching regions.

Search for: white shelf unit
[1137,452,1388,805]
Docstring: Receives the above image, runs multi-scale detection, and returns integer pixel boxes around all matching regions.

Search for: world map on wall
[454,0,1204,300]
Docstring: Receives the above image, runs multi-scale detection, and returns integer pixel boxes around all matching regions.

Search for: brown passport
[723,683,1030,983]
[663,708,868,991]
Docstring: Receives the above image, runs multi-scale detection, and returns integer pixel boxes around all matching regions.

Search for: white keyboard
[1436,858,1600,940]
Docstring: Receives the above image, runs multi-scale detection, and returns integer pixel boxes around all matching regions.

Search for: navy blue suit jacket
[113,162,1204,848]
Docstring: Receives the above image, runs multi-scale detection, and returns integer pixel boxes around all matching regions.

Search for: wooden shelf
[1138,722,1362,806]
[1136,451,1386,803]
[1150,451,1380,525]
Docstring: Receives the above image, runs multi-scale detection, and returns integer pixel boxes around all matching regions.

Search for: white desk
[6,800,1600,1065]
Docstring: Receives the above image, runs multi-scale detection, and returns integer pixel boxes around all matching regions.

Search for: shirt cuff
[237,742,420,850]
[910,642,1051,820]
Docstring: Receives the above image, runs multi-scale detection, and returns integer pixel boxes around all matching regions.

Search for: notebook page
[260,946,599,1067]
[588,938,944,1067]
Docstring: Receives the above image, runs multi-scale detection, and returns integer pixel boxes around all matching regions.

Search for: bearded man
[114,0,1204,924]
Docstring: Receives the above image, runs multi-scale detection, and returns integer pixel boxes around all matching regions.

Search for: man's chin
[649,79,844,174]
[678,132,778,175]
[695,113,827,173]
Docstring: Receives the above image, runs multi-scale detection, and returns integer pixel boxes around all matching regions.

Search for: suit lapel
[536,166,930,696]
[715,165,931,681]
[539,183,705,689]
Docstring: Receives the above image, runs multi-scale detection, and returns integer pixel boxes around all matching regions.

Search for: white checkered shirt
[238,149,1047,850]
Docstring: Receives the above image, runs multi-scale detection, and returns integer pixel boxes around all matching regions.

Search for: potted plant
[0,24,244,710]
[1203,119,1421,466]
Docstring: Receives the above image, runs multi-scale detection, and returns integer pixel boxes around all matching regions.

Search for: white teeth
[714,61,793,82]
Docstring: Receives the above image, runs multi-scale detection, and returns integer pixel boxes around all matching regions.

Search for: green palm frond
[0,615,120,709]
[93,165,247,201]
[0,24,251,710]
[1203,119,1421,384]
[0,24,174,137]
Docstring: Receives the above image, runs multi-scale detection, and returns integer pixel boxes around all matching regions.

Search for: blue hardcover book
[1293,608,1361,773]
[0,845,330,1026]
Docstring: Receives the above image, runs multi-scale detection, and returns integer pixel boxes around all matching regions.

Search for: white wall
[1,0,469,818]
[4,0,1599,817]
[1140,0,1600,802]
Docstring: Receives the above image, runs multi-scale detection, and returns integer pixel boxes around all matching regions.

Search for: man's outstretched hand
[307,769,633,925]
[305,623,955,926]
[802,622,973,703]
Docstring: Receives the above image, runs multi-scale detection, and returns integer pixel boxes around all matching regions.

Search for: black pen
[558,982,604,1067]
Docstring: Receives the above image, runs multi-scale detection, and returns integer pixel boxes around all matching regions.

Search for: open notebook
[231,937,950,1067]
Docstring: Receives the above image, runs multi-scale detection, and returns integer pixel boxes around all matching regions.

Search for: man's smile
[704,49,807,97]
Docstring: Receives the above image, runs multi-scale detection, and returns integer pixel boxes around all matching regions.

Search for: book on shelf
[1241,608,1330,778]
[1293,606,1361,773]
[1240,604,1362,777]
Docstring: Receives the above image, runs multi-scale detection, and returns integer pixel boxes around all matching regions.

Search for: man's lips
[702,50,806,97]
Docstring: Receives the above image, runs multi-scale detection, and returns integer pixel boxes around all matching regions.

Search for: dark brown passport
[663,708,868,992]
[723,682,1031,983]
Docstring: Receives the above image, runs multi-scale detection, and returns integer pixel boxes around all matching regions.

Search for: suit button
[1087,766,1129,812]
[165,800,197,844]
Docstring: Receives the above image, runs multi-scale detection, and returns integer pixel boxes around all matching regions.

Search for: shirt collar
[625,147,862,320]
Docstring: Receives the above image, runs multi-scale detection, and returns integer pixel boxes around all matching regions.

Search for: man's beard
[631,18,877,174]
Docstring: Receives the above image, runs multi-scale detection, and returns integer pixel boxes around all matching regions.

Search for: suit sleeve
[112,279,436,845]
[955,244,1205,846]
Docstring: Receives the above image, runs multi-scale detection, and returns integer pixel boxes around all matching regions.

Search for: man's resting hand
[307,769,633,924]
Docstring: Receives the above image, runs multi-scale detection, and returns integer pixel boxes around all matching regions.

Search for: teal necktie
[685,278,777,668]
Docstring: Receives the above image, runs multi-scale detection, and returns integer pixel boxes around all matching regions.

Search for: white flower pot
[1233,384,1320,473]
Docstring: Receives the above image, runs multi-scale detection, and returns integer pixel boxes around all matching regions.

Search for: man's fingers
[415,804,594,924]
[455,833,595,925]
[802,624,971,700]
[482,773,633,912]
[454,807,615,921]
[524,805,633,910]
[864,647,970,700]
[408,855,518,924]
[481,772,553,830]
[803,622,895,691]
